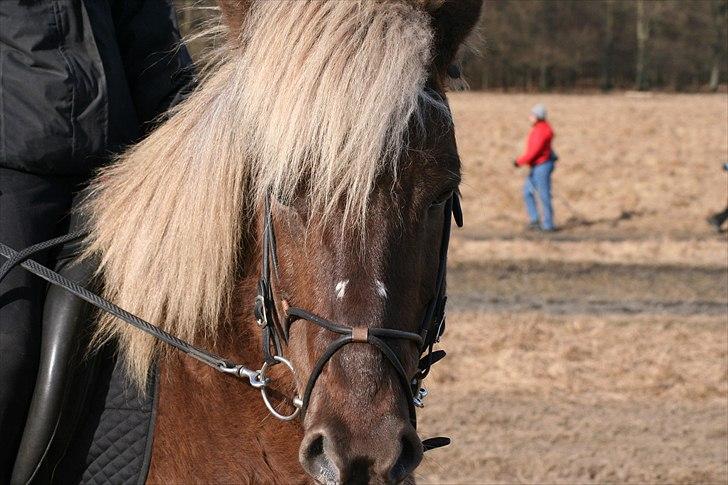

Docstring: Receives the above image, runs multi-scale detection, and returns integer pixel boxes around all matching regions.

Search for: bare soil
[415,93,728,484]
[416,312,727,484]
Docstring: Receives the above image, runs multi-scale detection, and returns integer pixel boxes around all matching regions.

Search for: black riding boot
[0,168,81,483]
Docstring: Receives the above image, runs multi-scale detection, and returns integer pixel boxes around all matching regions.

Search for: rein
[0,194,462,452]
[0,234,270,389]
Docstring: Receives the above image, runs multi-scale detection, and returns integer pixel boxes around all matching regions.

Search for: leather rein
[0,193,462,451]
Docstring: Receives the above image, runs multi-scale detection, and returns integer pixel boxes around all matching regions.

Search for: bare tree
[175,0,725,92]
[601,0,616,91]
[709,0,727,91]
[635,0,650,91]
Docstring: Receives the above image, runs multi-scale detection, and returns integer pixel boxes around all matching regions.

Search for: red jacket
[517,120,554,167]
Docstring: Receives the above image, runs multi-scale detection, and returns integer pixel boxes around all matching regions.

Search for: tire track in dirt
[448,259,727,316]
[453,294,726,316]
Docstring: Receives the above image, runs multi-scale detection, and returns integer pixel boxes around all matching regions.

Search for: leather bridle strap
[258,194,460,428]
[0,189,462,447]
[418,197,453,348]
[284,306,423,426]
[255,196,283,364]
[415,195,457,384]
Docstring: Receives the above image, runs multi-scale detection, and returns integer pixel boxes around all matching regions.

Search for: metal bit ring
[259,355,302,421]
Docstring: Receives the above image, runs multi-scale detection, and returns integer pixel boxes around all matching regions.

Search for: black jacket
[0,0,194,175]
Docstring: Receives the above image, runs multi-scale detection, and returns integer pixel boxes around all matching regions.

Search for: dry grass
[417,312,727,484]
[414,93,728,484]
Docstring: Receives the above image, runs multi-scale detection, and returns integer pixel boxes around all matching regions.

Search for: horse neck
[148,243,307,483]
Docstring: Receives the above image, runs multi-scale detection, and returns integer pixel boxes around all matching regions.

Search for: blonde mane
[83,1,442,386]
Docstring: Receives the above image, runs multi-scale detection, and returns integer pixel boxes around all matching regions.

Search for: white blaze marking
[335,280,349,299]
[375,280,387,299]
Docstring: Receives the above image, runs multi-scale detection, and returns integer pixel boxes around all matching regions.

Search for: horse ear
[427,0,483,73]
[218,0,253,40]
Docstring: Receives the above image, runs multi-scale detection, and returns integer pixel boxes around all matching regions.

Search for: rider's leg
[0,168,78,483]
[10,248,97,485]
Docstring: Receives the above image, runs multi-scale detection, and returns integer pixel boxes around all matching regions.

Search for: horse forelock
[82,0,449,388]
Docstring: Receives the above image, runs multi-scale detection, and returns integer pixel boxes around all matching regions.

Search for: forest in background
[176,0,728,92]
[464,0,727,91]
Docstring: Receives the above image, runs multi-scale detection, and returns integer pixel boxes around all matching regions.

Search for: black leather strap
[256,194,459,429]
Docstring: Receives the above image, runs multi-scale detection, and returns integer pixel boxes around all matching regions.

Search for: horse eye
[429,190,453,208]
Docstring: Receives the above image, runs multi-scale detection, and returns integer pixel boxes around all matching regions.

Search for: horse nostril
[300,432,339,484]
[388,431,424,483]
[304,433,324,460]
[300,426,423,484]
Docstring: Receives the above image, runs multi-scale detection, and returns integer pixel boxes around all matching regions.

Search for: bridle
[0,191,462,449]
[250,193,463,430]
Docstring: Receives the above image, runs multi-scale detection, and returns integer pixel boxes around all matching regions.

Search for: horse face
[268,97,461,484]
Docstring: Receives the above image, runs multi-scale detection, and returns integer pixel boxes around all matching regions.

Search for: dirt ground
[415,93,728,484]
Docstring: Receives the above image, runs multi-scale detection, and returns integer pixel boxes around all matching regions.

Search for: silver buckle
[255,294,268,327]
[413,387,428,408]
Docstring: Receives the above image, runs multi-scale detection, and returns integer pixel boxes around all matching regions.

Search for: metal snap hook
[218,363,268,389]
[413,387,428,408]
[259,355,302,421]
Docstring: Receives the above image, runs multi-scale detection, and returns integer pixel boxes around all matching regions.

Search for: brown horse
[81,1,481,483]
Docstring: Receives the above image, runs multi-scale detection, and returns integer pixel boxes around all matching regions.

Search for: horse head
[223,2,481,482]
[85,1,481,483]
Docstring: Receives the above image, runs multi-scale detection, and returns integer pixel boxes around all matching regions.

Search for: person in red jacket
[514,104,557,231]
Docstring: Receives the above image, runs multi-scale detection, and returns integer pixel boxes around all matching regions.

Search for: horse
[79,1,481,483]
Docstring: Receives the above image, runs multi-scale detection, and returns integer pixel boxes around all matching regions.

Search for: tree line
[175,0,727,92]
[462,0,727,92]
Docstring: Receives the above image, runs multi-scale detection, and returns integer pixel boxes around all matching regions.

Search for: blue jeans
[523,160,555,230]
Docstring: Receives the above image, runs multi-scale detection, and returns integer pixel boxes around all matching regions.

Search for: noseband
[252,194,462,430]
